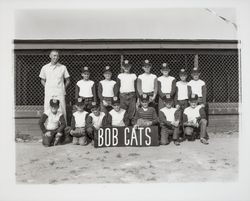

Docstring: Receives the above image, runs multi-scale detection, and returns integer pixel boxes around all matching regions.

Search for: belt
[120,92,135,95]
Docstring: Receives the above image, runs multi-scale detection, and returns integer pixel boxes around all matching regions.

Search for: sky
[14,8,237,40]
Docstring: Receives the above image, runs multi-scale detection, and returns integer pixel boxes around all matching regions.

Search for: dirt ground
[15,132,238,184]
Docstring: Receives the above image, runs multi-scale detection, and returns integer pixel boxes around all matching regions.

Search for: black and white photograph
[1,0,250,201]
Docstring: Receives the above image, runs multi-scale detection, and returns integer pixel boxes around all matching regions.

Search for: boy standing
[98,66,118,114]
[103,96,130,127]
[86,104,106,144]
[159,94,181,146]
[158,63,176,110]
[65,97,89,146]
[39,98,66,147]
[116,60,137,125]
[75,66,97,113]
[137,60,158,111]
[183,94,209,144]
[133,94,158,128]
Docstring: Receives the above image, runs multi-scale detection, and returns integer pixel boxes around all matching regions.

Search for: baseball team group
[38,50,209,147]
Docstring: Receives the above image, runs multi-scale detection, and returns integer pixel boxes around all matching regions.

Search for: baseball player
[86,103,106,145]
[158,63,176,111]
[75,66,97,113]
[132,94,158,128]
[38,98,66,147]
[159,94,181,146]
[183,94,209,145]
[102,96,130,127]
[65,97,89,146]
[116,60,137,125]
[137,59,158,111]
[98,66,118,114]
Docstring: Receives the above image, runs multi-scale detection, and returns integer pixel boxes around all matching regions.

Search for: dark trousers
[160,125,179,145]
[42,130,63,147]
[119,92,136,123]
[184,119,208,139]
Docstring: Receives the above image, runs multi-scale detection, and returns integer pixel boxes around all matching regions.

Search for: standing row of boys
[39,59,209,147]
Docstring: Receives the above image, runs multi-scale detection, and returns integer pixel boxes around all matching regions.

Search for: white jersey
[188,79,205,97]
[138,73,157,93]
[158,76,175,94]
[118,73,137,93]
[109,109,126,126]
[77,80,94,98]
[89,112,105,129]
[176,81,188,100]
[184,105,203,123]
[100,80,116,97]
[160,107,177,122]
[73,111,88,127]
[44,110,63,130]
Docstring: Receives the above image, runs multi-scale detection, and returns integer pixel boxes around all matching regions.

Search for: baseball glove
[136,118,152,127]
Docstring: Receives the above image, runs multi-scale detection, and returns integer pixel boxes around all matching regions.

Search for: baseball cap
[189,94,198,101]
[161,63,170,71]
[140,93,149,102]
[142,59,152,68]
[81,66,90,73]
[50,98,60,107]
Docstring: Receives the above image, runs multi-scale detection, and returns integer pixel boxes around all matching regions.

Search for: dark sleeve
[158,81,165,99]
[174,86,179,106]
[183,113,188,123]
[113,81,119,97]
[57,115,66,133]
[116,77,121,92]
[132,109,140,125]
[102,113,112,127]
[71,115,76,130]
[174,109,181,121]
[153,78,158,97]
[75,85,80,99]
[123,111,130,126]
[170,79,177,97]
[98,82,103,101]
[187,85,192,98]
[199,107,207,120]
[202,84,207,104]
[151,108,158,125]
[38,113,48,134]
[159,111,171,127]
[137,78,143,96]
[92,83,97,102]
[86,115,93,128]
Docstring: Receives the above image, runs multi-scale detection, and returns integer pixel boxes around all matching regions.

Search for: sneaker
[200,138,209,145]
[174,141,180,146]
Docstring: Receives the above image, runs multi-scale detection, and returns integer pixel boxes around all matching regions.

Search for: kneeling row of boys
[39,93,209,147]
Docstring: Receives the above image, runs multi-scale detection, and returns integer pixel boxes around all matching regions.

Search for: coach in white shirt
[39,50,70,121]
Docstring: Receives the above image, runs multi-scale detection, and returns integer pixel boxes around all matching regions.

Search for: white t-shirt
[77,80,94,98]
[100,80,116,97]
[160,107,177,122]
[158,76,175,94]
[39,63,70,96]
[73,111,88,127]
[184,105,203,123]
[138,73,157,93]
[109,109,126,126]
[176,81,188,100]
[44,110,63,130]
[89,112,105,129]
[118,73,137,93]
[188,79,205,97]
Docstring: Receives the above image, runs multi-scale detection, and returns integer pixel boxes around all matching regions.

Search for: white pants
[44,93,67,124]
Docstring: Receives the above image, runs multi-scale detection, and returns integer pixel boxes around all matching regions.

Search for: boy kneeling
[86,103,106,145]
[183,94,209,145]
[39,98,66,147]
[65,98,89,146]
[159,94,181,146]
[133,94,158,128]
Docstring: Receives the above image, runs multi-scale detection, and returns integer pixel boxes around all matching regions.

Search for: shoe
[174,141,180,146]
[200,138,209,145]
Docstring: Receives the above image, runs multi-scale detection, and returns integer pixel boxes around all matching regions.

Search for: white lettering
[112,128,118,146]
[145,127,152,146]
[124,127,130,146]
[130,128,138,146]
[98,128,104,146]
[105,128,111,146]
